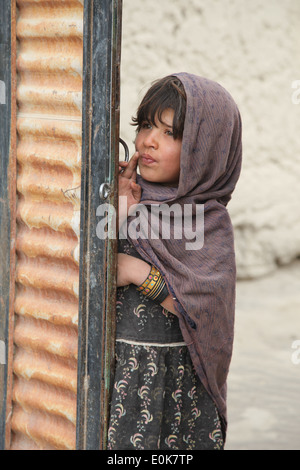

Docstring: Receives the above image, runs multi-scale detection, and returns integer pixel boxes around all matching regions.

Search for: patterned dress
[107,240,224,450]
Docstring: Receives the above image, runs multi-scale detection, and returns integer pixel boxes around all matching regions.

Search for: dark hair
[131,76,186,140]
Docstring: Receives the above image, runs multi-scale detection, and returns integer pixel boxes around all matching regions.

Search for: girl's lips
[140,154,156,165]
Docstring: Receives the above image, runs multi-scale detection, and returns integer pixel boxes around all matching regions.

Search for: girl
[108,73,242,450]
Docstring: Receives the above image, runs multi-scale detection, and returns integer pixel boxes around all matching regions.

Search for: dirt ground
[225,260,300,450]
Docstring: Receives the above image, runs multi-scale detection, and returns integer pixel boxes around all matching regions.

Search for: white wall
[120,0,300,279]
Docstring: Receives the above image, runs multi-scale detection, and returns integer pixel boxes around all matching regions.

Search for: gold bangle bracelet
[136,265,169,303]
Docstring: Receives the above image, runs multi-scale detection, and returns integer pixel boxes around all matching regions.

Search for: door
[0,0,122,450]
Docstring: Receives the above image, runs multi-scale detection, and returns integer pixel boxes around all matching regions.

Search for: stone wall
[120,0,300,279]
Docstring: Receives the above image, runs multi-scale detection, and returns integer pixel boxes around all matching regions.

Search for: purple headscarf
[127,73,242,438]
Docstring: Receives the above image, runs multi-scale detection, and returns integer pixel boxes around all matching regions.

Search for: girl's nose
[143,128,159,149]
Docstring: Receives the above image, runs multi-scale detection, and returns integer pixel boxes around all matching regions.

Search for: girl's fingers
[119,161,128,173]
[131,181,142,200]
[121,152,139,179]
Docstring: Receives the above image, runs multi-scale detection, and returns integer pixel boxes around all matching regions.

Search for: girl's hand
[117,253,178,316]
[117,253,150,287]
[119,152,142,215]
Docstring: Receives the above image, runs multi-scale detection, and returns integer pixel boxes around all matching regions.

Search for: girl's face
[135,108,182,185]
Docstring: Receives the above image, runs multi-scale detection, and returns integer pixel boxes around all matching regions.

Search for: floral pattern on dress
[108,239,224,450]
[108,342,223,450]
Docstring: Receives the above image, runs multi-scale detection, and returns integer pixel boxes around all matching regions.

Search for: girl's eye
[165,130,174,137]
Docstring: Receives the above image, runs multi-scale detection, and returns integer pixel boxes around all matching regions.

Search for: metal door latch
[99,139,129,201]
[99,182,111,200]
